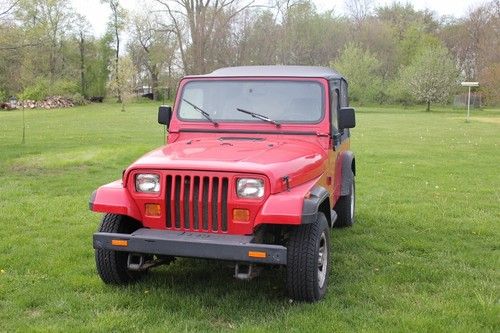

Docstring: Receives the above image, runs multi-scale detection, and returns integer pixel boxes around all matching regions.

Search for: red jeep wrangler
[90,66,356,302]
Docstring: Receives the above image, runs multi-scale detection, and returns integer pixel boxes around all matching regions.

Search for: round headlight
[135,174,160,193]
[237,178,264,199]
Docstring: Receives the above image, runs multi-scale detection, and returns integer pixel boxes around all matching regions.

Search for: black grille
[165,173,229,232]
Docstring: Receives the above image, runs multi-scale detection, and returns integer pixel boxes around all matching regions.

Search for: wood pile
[16,96,75,109]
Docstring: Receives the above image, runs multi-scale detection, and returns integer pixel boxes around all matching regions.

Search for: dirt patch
[473,117,500,125]
[9,163,88,176]
[9,164,44,174]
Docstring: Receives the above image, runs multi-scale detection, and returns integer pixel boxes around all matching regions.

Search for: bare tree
[0,0,18,19]
[153,0,254,74]
[344,0,373,23]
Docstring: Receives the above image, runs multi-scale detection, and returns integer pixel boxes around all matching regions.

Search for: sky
[72,0,482,37]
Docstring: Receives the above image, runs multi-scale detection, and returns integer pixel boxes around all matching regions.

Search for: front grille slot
[174,175,181,228]
[212,178,219,231]
[202,177,209,230]
[221,178,228,231]
[192,176,200,229]
[165,175,173,228]
[165,173,229,233]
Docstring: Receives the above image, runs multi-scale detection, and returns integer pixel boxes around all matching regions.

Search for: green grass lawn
[0,103,498,332]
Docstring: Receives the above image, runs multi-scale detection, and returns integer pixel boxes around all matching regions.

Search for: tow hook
[234,263,262,280]
[127,254,170,271]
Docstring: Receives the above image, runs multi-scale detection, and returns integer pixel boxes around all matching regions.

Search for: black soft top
[186,65,345,80]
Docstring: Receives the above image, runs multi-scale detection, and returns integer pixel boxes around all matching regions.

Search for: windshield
[178,80,324,123]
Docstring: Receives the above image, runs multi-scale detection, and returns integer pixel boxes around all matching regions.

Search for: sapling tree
[107,56,135,111]
[101,0,127,103]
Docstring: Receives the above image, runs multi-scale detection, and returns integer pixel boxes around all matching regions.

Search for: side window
[330,88,339,132]
[340,80,348,107]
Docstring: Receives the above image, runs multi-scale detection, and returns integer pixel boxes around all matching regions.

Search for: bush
[387,78,416,106]
[0,89,7,103]
[51,80,79,97]
[18,79,81,101]
[71,93,87,106]
[19,79,50,101]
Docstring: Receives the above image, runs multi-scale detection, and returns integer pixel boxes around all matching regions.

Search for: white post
[466,86,471,123]
[461,82,478,123]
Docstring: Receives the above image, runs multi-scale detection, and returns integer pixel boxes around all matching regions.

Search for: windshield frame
[175,78,326,125]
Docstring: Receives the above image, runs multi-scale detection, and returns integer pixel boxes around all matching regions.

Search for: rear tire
[95,214,145,284]
[334,178,355,228]
[286,213,330,302]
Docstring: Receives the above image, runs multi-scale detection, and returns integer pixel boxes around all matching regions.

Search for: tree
[102,0,127,102]
[399,45,459,111]
[376,3,439,39]
[279,1,345,66]
[332,43,382,104]
[73,14,91,97]
[441,1,499,105]
[0,1,22,95]
[85,33,114,98]
[16,0,75,82]
[234,10,280,65]
[128,12,177,100]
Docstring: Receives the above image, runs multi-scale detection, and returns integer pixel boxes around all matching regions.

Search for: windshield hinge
[282,176,290,191]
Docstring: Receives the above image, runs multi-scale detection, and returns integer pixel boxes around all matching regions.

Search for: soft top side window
[340,79,348,107]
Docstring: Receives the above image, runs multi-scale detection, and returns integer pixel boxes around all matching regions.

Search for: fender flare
[301,185,331,226]
[88,180,142,222]
[340,151,356,196]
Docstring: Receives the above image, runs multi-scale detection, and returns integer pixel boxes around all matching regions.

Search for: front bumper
[93,228,287,265]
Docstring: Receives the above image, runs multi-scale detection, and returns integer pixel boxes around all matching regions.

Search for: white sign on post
[461,82,479,123]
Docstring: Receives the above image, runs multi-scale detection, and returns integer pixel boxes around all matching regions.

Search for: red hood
[126,137,327,193]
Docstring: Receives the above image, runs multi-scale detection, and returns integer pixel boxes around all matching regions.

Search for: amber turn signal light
[233,208,250,222]
[248,251,267,259]
[145,203,161,216]
[111,239,128,247]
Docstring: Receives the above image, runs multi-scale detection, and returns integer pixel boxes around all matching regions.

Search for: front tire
[95,213,145,284]
[286,213,330,302]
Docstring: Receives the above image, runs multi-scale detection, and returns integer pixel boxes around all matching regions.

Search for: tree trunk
[79,32,86,97]
[115,25,122,103]
[167,64,172,100]
[426,100,430,112]
[151,70,159,101]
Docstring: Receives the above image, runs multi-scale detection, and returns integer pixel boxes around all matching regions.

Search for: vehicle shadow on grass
[104,227,360,325]
[104,258,297,325]
[147,257,288,301]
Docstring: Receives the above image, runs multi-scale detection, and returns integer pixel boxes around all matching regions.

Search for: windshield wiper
[182,98,218,126]
[236,108,281,127]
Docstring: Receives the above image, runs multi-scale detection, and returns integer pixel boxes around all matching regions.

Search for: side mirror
[158,105,172,128]
[338,107,356,129]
